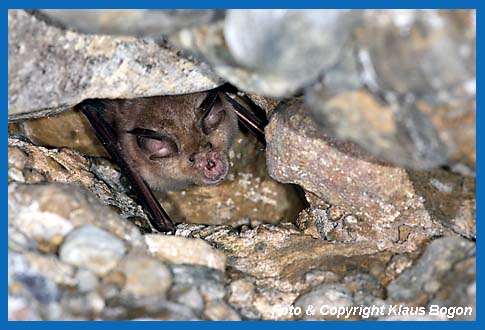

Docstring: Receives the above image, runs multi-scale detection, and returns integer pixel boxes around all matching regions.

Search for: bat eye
[137,136,178,159]
[202,106,226,135]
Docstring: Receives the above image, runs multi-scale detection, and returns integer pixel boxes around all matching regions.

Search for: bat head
[103,91,238,191]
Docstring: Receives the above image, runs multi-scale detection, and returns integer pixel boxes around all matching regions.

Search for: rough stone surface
[145,234,226,271]
[305,88,447,170]
[11,109,108,157]
[294,284,355,320]
[266,99,475,250]
[306,10,476,170]
[8,179,147,248]
[355,10,475,103]
[387,237,475,305]
[172,10,360,97]
[8,10,224,119]
[40,9,224,37]
[59,225,127,276]
[109,251,172,298]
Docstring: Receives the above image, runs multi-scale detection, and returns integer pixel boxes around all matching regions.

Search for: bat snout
[194,151,228,183]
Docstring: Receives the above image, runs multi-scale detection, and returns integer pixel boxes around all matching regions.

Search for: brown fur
[101,91,238,191]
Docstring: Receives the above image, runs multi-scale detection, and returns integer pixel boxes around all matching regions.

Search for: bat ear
[201,96,226,134]
[217,91,241,121]
[218,90,267,145]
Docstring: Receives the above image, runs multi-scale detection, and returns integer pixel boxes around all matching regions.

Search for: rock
[172,10,360,97]
[11,274,62,320]
[40,9,224,36]
[305,88,448,170]
[12,109,107,157]
[266,99,475,249]
[9,137,153,231]
[59,225,127,276]
[246,94,280,117]
[202,301,241,321]
[8,295,42,320]
[416,99,476,171]
[108,251,172,298]
[9,198,74,254]
[169,286,204,315]
[145,234,226,271]
[14,252,79,288]
[387,236,475,306]
[428,257,476,320]
[8,224,38,252]
[304,10,475,170]
[75,269,99,293]
[227,277,261,319]
[8,252,64,320]
[355,10,475,103]
[294,284,354,320]
[102,296,199,320]
[170,264,226,302]
[182,223,388,281]
[407,169,476,239]
[13,272,61,305]
[169,264,231,319]
[8,10,224,119]
[8,180,147,247]
[178,223,395,320]
[60,291,105,319]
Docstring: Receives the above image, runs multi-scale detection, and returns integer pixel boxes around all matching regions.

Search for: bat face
[102,91,238,191]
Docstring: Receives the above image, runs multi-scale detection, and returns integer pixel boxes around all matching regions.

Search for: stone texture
[108,251,172,298]
[40,9,224,37]
[11,109,107,157]
[304,10,475,171]
[294,284,355,320]
[8,181,147,248]
[355,10,475,102]
[305,88,447,170]
[176,223,393,320]
[8,10,224,119]
[387,236,475,305]
[145,234,226,271]
[266,99,475,250]
[171,10,360,97]
[8,136,152,227]
[59,225,127,276]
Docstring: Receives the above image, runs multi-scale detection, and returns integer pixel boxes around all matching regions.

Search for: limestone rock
[305,10,475,170]
[40,9,224,37]
[305,88,447,170]
[8,137,152,229]
[387,237,475,304]
[108,251,172,298]
[145,234,226,271]
[8,10,224,119]
[266,99,475,250]
[59,225,127,276]
[171,10,360,97]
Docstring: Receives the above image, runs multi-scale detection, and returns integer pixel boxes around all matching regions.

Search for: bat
[77,85,268,233]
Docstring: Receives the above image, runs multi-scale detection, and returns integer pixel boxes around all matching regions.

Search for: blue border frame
[1,1,480,9]
[3,1,480,329]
